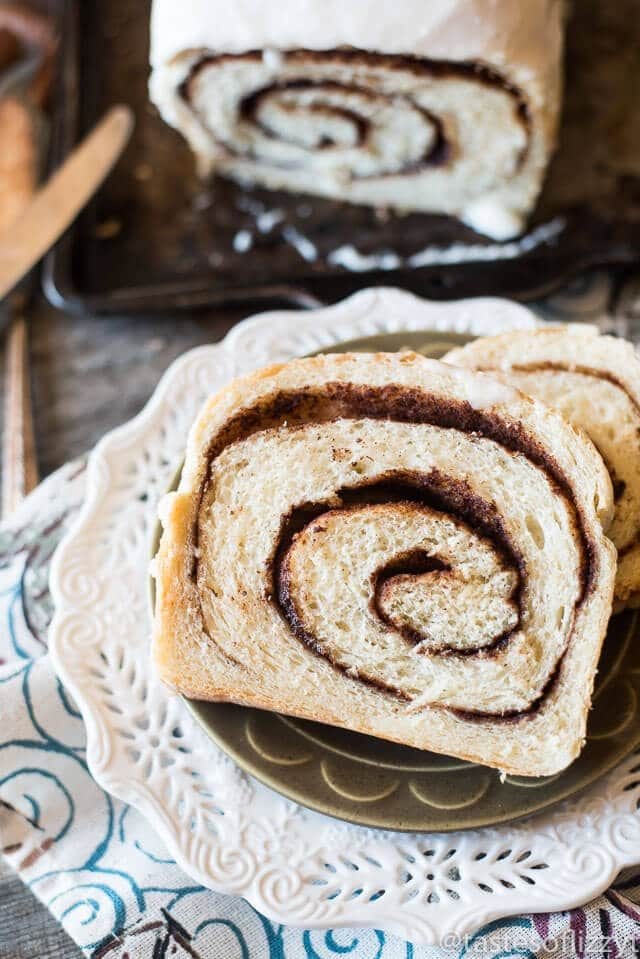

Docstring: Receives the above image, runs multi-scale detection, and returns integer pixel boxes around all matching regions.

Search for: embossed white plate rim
[49,287,640,945]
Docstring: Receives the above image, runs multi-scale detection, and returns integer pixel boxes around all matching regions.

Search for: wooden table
[2,280,640,958]
[1,299,245,477]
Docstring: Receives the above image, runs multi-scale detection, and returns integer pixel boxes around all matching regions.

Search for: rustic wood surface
[0,299,244,478]
[0,857,78,959]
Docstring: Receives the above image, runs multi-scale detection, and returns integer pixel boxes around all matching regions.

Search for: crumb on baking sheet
[133,162,153,182]
[93,218,122,239]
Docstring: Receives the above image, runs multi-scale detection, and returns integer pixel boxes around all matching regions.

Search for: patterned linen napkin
[2,274,640,959]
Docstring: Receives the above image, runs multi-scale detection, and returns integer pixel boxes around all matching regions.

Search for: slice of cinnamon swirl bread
[153,352,616,776]
[149,0,565,239]
[446,326,640,610]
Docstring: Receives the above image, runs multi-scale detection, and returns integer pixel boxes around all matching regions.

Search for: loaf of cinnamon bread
[149,0,565,239]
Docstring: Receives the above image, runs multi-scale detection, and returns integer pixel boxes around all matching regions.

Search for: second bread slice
[446,326,640,609]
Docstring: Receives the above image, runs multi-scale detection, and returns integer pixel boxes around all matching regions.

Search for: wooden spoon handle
[0,6,56,518]
[2,296,38,517]
[0,96,38,518]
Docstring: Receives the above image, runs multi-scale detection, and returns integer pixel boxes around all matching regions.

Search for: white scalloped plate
[50,288,640,945]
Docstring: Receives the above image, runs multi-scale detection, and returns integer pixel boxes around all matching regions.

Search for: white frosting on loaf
[150,0,564,109]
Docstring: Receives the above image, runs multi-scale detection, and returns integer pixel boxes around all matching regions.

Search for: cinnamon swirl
[153,353,616,776]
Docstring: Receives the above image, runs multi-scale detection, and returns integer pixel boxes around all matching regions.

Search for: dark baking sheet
[43,0,640,314]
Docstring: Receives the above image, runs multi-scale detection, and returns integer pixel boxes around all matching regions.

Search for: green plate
[157,331,640,832]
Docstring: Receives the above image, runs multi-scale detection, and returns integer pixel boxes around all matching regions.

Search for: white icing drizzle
[461,198,524,242]
[235,195,285,234]
[458,369,516,410]
[327,218,565,272]
[256,209,284,233]
[262,48,283,71]
[233,229,254,253]
[282,226,318,262]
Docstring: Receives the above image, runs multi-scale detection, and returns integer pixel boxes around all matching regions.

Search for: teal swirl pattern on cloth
[2,272,640,957]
